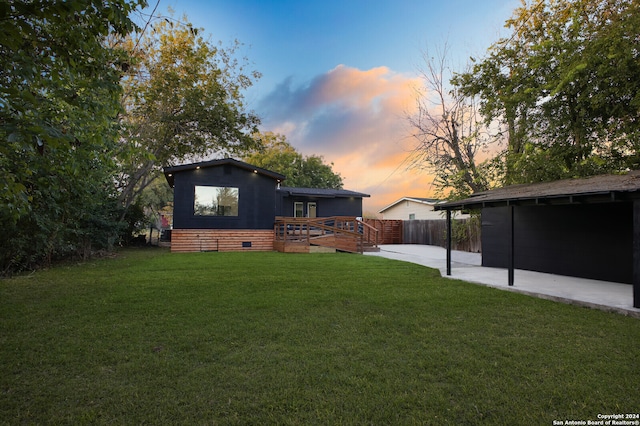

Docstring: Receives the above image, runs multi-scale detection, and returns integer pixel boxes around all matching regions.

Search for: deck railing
[274,216,379,253]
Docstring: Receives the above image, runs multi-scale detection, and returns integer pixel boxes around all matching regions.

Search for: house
[379,197,468,220]
[163,158,369,253]
[434,171,640,308]
[379,197,441,220]
[277,187,369,218]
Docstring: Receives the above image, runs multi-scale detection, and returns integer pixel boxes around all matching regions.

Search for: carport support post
[446,209,452,276]
[634,200,640,308]
[508,204,515,286]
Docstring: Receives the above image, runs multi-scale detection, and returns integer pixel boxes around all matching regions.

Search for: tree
[116,15,261,217]
[0,0,145,273]
[406,47,494,199]
[243,132,344,189]
[137,175,174,228]
[457,0,640,184]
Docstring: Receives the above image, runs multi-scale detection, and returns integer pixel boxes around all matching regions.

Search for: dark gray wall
[277,194,363,217]
[173,164,279,229]
[482,203,633,284]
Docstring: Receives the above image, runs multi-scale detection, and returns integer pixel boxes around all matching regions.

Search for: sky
[153,0,520,215]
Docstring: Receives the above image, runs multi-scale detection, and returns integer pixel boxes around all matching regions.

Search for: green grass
[1,249,639,425]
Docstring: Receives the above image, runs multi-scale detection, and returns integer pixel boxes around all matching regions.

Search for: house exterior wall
[481,203,633,284]
[170,229,274,252]
[381,200,444,220]
[277,194,363,217]
[172,164,279,230]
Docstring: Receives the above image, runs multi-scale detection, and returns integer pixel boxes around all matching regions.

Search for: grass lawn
[1,248,639,425]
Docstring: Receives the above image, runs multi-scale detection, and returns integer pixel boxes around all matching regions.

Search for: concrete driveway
[365,244,640,318]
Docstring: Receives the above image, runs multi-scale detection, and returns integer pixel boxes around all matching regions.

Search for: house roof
[435,170,640,211]
[277,186,370,198]
[163,158,286,187]
[378,197,440,213]
[162,159,369,198]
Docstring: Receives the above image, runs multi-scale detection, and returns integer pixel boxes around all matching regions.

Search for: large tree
[0,0,144,272]
[457,0,640,184]
[116,16,261,215]
[406,47,494,199]
[243,132,344,189]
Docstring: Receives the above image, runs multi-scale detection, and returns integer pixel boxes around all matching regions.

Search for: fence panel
[403,219,481,253]
[363,219,403,244]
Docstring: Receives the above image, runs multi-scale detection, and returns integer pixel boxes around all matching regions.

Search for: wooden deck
[274,216,379,254]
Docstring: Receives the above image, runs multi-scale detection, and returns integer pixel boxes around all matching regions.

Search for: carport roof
[435,170,640,211]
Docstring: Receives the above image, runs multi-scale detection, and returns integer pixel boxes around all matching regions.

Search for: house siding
[172,165,278,230]
[482,203,633,284]
[171,229,274,252]
[277,194,363,217]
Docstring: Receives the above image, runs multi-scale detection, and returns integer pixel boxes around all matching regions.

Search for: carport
[435,171,640,308]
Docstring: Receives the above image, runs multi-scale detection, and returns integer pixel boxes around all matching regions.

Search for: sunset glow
[260,65,430,213]
[161,0,520,214]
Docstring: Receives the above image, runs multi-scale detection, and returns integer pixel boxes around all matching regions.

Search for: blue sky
[154,0,520,213]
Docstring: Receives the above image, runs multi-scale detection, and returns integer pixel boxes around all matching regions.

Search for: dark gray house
[165,158,286,231]
[163,158,369,252]
[435,171,640,308]
[277,186,368,218]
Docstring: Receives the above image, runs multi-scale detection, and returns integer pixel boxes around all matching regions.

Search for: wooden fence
[403,219,481,253]
[365,218,481,252]
[363,219,403,244]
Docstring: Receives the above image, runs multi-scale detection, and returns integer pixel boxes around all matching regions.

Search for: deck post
[633,200,640,308]
[446,209,452,276]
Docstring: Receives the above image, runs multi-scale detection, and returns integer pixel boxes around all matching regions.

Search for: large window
[194,186,239,216]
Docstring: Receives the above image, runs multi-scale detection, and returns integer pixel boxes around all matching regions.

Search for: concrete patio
[365,244,640,318]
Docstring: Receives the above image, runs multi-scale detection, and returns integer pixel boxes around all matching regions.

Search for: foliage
[119,201,147,245]
[116,16,262,214]
[1,249,639,424]
[0,0,145,273]
[406,46,495,199]
[456,0,640,184]
[137,175,174,228]
[450,213,481,249]
[244,131,344,189]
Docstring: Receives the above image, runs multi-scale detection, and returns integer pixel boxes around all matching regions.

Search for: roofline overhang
[434,190,640,211]
[163,158,286,187]
[278,188,370,198]
[378,197,440,213]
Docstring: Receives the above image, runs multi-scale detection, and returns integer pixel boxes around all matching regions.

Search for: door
[294,202,304,218]
[308,202,317,218]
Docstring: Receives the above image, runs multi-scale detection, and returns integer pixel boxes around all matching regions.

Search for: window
[409,213,415,220]
[294,202,304,218]
[194,186,239,216]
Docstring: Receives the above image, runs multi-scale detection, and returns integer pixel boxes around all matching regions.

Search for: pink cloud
[259,65,436,215]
